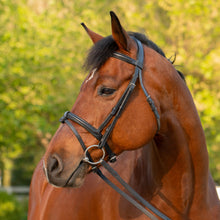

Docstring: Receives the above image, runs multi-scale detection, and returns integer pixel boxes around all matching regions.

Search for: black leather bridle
[59,38,170,220]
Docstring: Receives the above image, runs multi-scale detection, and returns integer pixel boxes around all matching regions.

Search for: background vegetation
[0,191,27,220]
[0,0,219,217]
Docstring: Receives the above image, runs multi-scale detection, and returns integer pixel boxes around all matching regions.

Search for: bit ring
[83,145,105,165]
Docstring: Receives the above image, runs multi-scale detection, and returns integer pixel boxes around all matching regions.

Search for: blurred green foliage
[0,191,27,220]
[0,0,219,191]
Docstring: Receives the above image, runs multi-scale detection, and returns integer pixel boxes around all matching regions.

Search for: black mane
[84,32,185,80]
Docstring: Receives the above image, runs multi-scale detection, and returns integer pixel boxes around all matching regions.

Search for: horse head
[43,12,170,188]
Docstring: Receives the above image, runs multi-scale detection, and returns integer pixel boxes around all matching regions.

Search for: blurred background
[0,0,219,219]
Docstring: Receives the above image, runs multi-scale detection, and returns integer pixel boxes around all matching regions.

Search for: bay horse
[28,11,220,220]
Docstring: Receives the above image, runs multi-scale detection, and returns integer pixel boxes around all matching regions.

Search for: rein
[60,38,170,220]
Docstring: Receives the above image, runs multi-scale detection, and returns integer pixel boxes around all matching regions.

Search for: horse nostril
[48,154,64,175]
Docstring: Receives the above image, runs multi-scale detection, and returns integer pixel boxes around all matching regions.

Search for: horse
[28,11,220,220]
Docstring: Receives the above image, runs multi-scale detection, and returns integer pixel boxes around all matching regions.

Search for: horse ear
[81,23,103,44]
[110,11,132,51]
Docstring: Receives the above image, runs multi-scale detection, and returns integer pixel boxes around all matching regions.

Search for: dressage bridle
[60,38,170,220]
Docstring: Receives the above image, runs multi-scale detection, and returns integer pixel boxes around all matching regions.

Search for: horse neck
[156,76,209,184]
[138,53,211,204]
[149,65,211,206]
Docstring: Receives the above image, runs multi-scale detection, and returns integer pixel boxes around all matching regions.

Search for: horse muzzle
[43,154,89,188]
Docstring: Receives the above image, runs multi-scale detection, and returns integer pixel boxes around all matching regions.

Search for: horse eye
[98,87,116,96]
